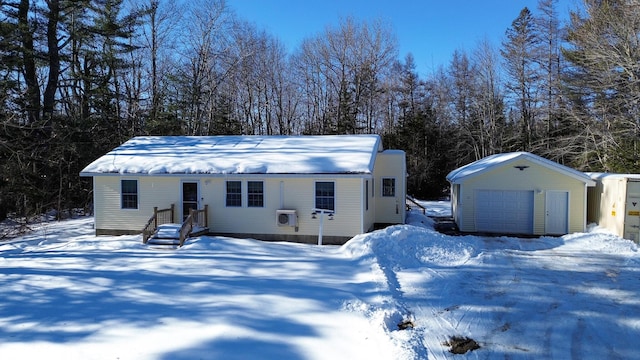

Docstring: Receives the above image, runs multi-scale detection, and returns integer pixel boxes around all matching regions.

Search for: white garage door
[475,190,534,234]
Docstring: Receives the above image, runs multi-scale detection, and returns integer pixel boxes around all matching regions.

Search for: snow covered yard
[1,201,639,359]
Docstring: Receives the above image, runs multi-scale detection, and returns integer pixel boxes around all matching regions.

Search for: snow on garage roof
[80,135,382,176]
[446,152,596,185]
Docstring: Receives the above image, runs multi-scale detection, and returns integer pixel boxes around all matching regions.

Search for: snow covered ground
[1,201,638,359]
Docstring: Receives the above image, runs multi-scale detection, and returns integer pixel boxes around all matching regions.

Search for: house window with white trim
[121,179,138,209]
[226,181,242,207]
[247,181,264,207]
[382,178,396,197]
[315,181,335,211]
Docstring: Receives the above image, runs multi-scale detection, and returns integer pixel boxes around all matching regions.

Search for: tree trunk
[18,0,40,123]
[43,0,61,126]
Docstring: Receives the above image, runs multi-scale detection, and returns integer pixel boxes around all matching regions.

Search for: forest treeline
[1,0,639,220]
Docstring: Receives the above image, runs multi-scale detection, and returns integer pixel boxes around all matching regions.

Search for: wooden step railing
[142,204,175,244]
[178,205,208,247]
[406,196,426,214]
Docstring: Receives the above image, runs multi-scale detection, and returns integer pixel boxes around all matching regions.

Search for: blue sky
[228,0,581,77]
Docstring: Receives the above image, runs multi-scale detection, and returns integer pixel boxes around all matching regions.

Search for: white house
[80,135,406,244]
[446,152,595,236]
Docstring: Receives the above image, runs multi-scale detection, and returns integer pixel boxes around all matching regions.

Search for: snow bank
[342,212,478,268]
[343,224,478,268]
[563,226,638,255]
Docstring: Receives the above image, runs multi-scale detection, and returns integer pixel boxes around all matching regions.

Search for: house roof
[446,152,596,186]
[80,135,382,176]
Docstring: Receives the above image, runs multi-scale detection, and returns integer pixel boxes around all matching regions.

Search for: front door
[545,191,568,235]
[182,181,199,221]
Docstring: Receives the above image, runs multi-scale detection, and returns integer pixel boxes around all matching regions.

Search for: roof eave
[78,171,373,177]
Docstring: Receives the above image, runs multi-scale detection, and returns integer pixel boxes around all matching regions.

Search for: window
[365,180,369,211]
[121,179,138,209]
[382,178,396,197]
[247,181,264,207]
[226,181,242,207]
[315,181,335,211]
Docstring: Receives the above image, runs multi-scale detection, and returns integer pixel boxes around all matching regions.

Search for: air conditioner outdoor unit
[276,209,297,227]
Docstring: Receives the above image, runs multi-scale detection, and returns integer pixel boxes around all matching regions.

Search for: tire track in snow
[571,317,585,360]
[368,257,432,359]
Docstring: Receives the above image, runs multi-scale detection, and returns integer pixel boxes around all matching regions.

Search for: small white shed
[446,152,595,236]
[587,173,640,242]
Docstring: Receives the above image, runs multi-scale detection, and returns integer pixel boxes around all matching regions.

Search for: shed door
[545,191,568,235]
[475,190,534,234]
[624,180,640,242]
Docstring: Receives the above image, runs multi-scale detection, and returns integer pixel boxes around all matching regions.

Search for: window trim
[382,177,396,197]
[247,180,264,208]
[121,179,138,210]
[225,180,242,207]
[315,181,336,212]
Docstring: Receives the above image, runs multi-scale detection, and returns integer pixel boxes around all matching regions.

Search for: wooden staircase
[142,204,209,247]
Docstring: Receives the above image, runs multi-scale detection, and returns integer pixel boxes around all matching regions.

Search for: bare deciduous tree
[473,39,506,157]
[292,17,397,134]
[563,0,640,171]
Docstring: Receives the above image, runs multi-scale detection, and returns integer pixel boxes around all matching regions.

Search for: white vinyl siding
[361,177,376,232]
[93,173,403,238]
[373,151,406,224]
[94,176,180,232]
[208,177,364,237]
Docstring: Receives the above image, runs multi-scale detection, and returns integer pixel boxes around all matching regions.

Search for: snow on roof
[587,172,640,181]
[446,152,596,185]
[80,135,382,176]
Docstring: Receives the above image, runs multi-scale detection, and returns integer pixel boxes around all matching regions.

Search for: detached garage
[447,152,595,236]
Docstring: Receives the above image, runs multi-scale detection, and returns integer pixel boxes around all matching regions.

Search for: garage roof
[446,152,596,186]
[80,135,382,176]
